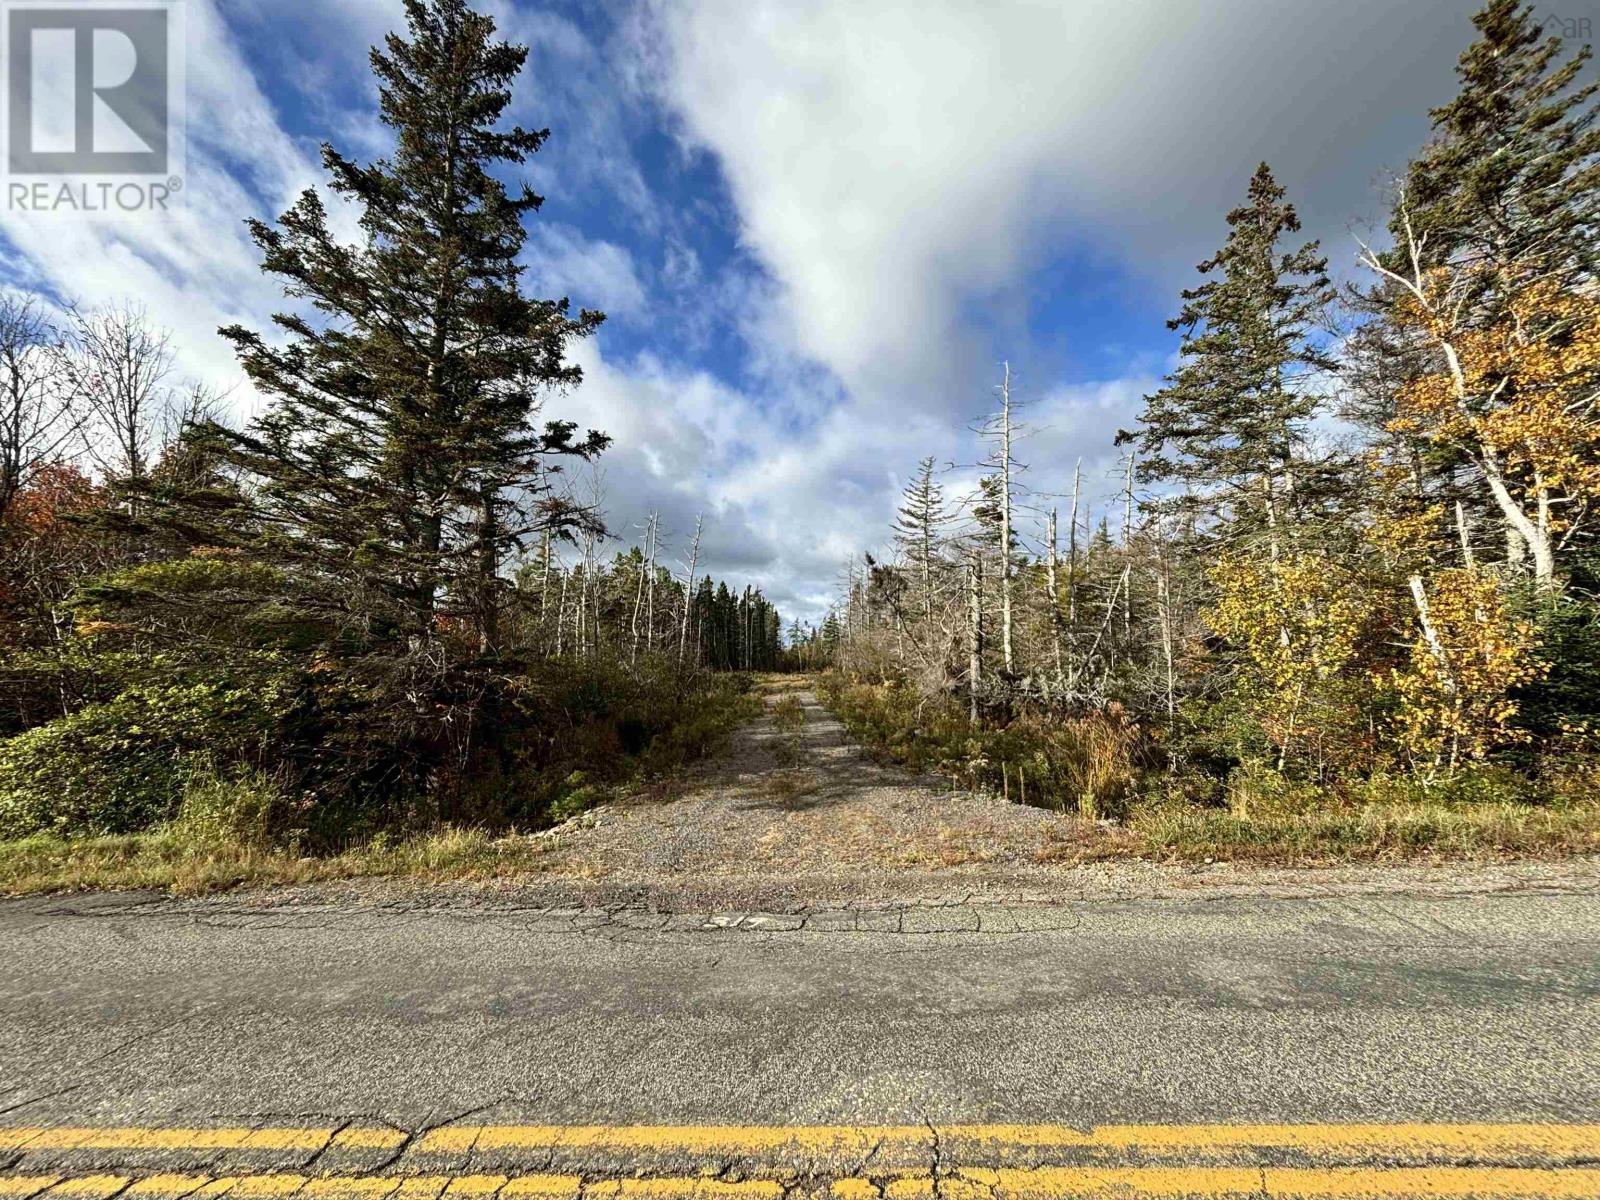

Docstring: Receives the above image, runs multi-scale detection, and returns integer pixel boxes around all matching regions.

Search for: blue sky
[0,0,1532,623]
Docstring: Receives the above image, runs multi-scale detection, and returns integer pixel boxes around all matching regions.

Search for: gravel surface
[193,685,1600,914]
[541,688,1068,876]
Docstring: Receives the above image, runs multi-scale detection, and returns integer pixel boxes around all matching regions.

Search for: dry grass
[1125,798,1600,863]
[0,826,561,898]
[771,694,807,733]
[1028,798,1600,865]
[762,769,821,809]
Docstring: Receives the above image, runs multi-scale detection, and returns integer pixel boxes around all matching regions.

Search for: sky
[0,0,1562,626]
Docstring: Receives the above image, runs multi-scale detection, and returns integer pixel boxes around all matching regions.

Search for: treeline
[830,0,1599,811]
[0,0,775,847]
[514,529,784,672]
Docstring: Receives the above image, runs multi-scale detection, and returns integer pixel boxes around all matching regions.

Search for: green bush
[818,672,1139,816]
[170,765,283,847]
[547,771,605,823]
[0,672,296,839]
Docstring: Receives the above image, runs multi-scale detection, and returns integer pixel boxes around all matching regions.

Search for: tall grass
[822,672,1600,863]
[818,673,1138,816]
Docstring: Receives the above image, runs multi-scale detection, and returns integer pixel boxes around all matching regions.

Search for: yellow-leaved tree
[1206,550,1382,777]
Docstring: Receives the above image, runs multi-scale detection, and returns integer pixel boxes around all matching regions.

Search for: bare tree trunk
[998,363,1015,675]
[645,512,659,653]
[967,556,984,723]
[678,515,702,665]
[579,531,596,658]
[556,569,569,658]
[1408,575,1456,694]
[1478,448,1556,591]
[476,485,500,655]
[1155,524,1177,727]
[538,530,552,635]
[860,556,873,633]
[629,512,658,665]
[1455,501,1476,570]
[1066,459,1080,684]
[1045,506,1064,686]
[1121,451,1135,647]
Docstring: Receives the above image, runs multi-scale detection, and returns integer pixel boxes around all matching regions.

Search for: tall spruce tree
[1389,0,1598,291]
[893,456,948,624]
[211,0,606,653]
[1131,163,1335,553]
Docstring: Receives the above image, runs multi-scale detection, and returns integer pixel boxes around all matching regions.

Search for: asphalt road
[3,887,1597,1133]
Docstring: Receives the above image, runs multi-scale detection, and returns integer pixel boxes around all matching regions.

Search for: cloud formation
[0,0,1500,625]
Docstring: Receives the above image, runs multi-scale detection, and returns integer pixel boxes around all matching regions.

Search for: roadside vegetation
[2,0,1595,894]
[809,3,1600,864]
[823,671,1600,863]
[0,0,773,894]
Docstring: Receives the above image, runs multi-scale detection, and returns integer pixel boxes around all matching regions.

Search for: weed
[763,770,820,809]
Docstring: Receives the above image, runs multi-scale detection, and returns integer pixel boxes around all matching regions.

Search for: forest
[818,0,1600,850]
[0,0,782,871]
[1,0,1597,888]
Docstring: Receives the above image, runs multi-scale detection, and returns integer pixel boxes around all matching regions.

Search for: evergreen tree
[1388,0,1598,292]
[1131,163,1335,553]
[893,456,948,624]
[1357,0,1599,591]
[208,0,607,653]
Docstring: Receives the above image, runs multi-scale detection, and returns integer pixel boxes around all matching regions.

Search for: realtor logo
[3,1,185,212]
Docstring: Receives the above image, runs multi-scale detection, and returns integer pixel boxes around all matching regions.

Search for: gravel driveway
[508,685,1600,912]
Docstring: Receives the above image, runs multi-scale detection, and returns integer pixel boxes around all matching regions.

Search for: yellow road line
[0,1173,1597,1200]
[411,1123,1600,1159]
[36,1178,130,1200]
[866,1167,1600,1198]
[945,1123,1600,1159]
[6,1123,1600,1161]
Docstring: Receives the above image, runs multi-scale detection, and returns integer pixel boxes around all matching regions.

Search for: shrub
[171,765,283,847]
[547,771,605,823]
[819,673,1139,817]
[772,695,806,733]
[0,671,297,839]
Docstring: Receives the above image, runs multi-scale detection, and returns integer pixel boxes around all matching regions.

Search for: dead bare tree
[967,554,984,721]
[678,514,702,664]
[0,295,79,526]
[62,302,176,486]
[630,510,659,664]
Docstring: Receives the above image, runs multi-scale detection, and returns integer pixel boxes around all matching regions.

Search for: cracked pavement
[2,886,1598,1133]
[3,689,1599,1192]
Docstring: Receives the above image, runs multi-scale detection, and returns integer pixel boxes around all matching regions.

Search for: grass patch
[0,668,766,897]
[1123,798,1600,863]
[762,770,821,809]
[0,825,559,897]
[771,694,806,733]
[822,672,1600,866]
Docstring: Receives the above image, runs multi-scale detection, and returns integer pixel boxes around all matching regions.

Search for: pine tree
[1389,0,1598,290]
[892,456,948,625]
[209,0,607,653]
[1132,163,1335,555]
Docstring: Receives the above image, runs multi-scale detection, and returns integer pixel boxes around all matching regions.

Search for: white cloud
[0,0,1500,625]
[0,0,320,398]
[642,0,1469,415]
[524,225,647,319]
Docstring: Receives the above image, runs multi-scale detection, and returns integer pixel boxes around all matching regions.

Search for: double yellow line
[2,1124,1598,1199]
[4,1124,1598,1158]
